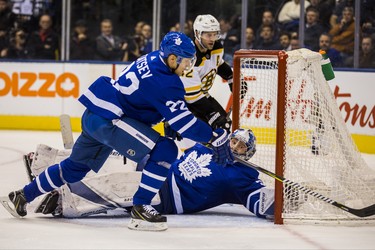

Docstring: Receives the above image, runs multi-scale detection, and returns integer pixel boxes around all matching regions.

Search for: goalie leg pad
[259,188,275,217]
[60,172,161,218]
[247,188,274,218]
[31,144,71,176]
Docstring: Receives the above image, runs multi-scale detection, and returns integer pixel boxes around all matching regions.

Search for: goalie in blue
[2,31,233,231]
[21,128,274,221]
[155,128,274,218]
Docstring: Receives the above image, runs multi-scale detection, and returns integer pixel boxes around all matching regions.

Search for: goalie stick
[59,114,74,150]
[233,155,375,218]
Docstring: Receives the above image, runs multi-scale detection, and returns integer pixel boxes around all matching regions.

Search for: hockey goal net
[232,48,375,224]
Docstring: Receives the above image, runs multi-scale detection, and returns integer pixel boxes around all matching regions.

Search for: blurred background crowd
[0,0,374,68]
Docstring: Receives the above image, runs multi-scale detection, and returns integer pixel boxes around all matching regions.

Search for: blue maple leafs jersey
[78,51,212,142]
[167,143,265,214]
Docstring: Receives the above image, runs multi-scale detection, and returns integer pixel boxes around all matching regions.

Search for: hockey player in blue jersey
[154,128,274,218]
[21,128,274,220]
[3,31,234,231]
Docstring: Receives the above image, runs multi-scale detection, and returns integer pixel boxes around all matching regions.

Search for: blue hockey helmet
[160,31,196,70]
[230,128,256,160]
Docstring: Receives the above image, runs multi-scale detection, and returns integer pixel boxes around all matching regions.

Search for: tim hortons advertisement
[210,71,374,137]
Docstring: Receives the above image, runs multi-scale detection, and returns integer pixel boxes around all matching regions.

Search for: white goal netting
[234,48,375,223]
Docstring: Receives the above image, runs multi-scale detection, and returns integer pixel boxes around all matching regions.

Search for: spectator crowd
[0,0,374,68]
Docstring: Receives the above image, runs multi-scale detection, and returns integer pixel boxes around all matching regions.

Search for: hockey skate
[34,190,62,217]
[127,205,168,231]
[0,189,27,218]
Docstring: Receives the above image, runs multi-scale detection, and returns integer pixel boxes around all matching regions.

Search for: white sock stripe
[139,183,159,193]
[45,169,59,189]
[171,174,183,214]
[35,176,47,194]
[58,164,67,184]
[143,169,166,181]
[113,119,156,150]
[157,161,172,169]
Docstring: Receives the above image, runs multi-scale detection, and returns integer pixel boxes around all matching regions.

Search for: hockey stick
[59,114,74,150]
[233,155,375,218]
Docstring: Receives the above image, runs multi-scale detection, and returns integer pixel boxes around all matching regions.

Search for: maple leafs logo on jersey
[175,37,182,45]
[178,151,212,183]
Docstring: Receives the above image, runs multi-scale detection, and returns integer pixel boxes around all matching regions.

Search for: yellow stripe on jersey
[185,85,201,92]
[198,56,207,67]
[211,48,223,55]
[185,92,204,102]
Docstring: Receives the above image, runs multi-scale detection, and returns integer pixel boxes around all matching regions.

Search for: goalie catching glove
[209,128,234,166]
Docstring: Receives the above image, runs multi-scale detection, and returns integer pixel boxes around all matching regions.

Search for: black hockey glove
[209,128,234,166]
[206,111,232,133]
[164,122,182,141]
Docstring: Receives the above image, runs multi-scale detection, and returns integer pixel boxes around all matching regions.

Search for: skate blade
[127,218,168,231]
[0,196,23,218]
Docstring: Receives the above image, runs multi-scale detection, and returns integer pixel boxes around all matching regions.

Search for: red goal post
[232,50,287,224]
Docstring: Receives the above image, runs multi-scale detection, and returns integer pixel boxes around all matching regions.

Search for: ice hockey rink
[0,130,374,250]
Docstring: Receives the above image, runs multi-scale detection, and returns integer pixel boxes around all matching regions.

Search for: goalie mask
[230,128,256,161]
[193,14,221,47]
[160,31,197,71]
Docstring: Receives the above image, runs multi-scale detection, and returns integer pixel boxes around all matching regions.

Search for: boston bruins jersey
[181,41,232,104]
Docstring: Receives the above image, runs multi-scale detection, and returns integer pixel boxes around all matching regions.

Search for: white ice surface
[0,130,374,250]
